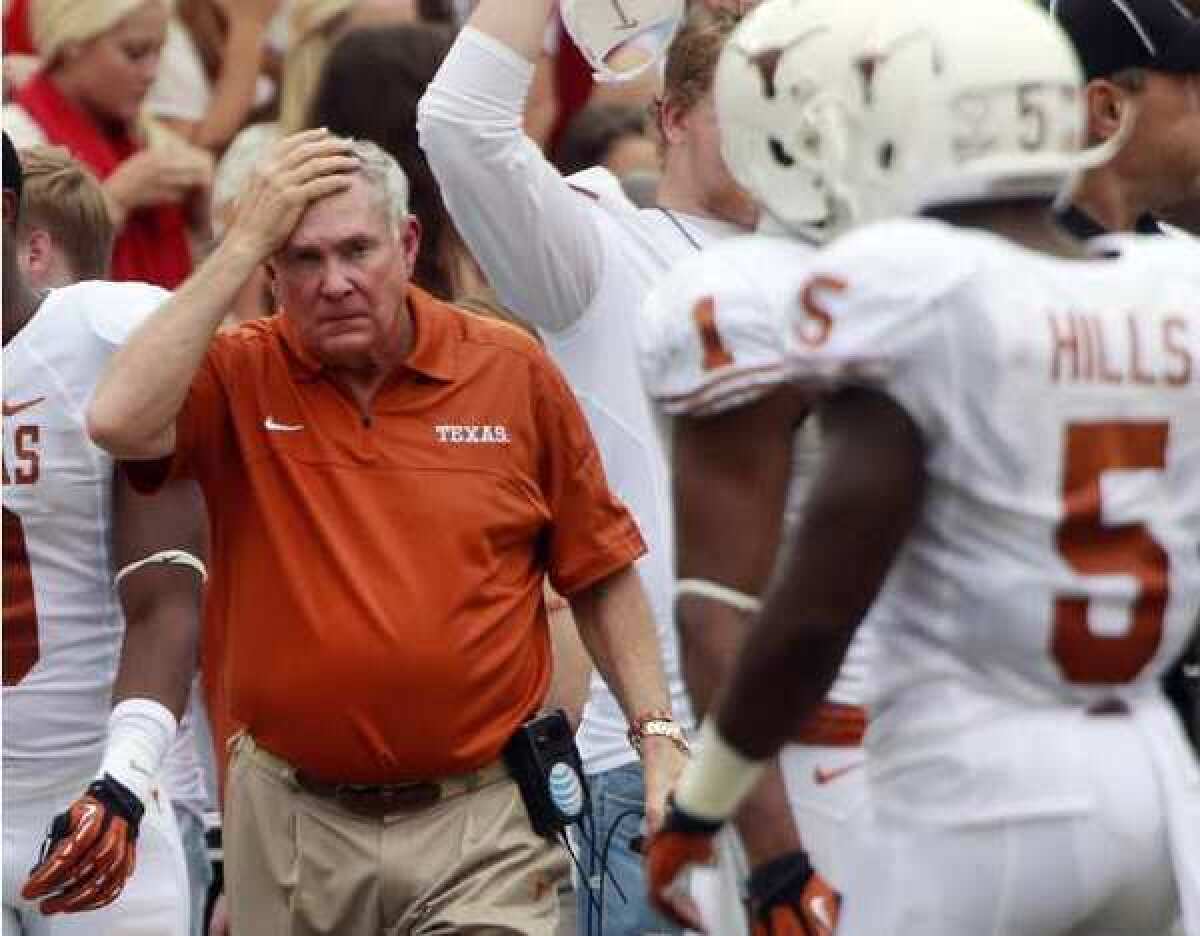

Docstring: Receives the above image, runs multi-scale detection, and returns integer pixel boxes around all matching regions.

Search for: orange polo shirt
[139,288,645,782]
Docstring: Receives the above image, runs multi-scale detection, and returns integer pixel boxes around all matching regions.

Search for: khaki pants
[225,734,566,935]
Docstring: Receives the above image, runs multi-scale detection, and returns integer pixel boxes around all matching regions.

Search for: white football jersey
[3,281,167,775]
[782,219,1200,735]
[639,233,874,707]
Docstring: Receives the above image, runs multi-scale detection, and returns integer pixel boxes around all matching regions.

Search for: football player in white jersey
[3,133,206,934]
[644,1,1200,935]
[10,143,217,936]
[637,2,902,932]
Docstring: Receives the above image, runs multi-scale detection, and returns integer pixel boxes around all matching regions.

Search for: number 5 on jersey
[1053,421,1169,684]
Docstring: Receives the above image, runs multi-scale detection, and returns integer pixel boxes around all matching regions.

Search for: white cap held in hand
[560,0,685,83]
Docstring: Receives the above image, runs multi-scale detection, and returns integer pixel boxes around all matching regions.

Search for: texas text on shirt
[127,287,646,783]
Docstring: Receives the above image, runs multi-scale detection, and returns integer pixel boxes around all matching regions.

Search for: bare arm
[464,0,556,61]
[543,584,591,730]
[111,474,208,718]
[88,131,357,459]
[715,388,927,759]
[673,387,812,866]
[171,11,276,153]
[569,564,686,830]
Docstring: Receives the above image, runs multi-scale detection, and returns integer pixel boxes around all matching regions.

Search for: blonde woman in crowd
[3,0,213,289]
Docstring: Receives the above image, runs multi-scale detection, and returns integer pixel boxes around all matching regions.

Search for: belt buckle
[333,781,442,817]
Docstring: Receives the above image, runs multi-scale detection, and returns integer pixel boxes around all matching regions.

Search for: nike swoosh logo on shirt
[263,417,304,432]
[2,397,45,417]
[812,762,864,786]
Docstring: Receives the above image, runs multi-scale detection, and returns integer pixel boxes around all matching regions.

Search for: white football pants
[838,706,1183,936]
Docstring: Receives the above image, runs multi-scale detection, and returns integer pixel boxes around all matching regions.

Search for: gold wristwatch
[627,712,691,757]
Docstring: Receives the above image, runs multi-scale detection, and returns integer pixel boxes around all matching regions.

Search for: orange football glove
[746,850,841,936]
[644,795,723,932]
[22,773,144,915]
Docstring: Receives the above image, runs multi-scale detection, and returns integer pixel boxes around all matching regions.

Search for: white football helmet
[716,0,1111,242]
[560,0,685,84]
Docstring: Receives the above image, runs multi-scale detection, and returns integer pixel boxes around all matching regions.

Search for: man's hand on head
[224,129,360,261]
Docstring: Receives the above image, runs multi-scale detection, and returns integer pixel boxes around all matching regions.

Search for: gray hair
[349,138,411,235]
[211,133,411,239]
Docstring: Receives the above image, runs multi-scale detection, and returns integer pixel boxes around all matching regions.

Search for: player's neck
[1070,169,1150,234]
[927,200,1087,259]
[657,163,757,230]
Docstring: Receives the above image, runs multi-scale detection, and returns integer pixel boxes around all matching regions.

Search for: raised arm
[466,0,557,61]
[417,2,609,332]
[87,131,357,459]
[160,0,282,153]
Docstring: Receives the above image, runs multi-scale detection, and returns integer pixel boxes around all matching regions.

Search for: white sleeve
[417,26,606,333]
[80,281,173,348]
[639,248,792,418]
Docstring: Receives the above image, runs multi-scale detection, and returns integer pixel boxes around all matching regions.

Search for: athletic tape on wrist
[99,699,178,805]
[673,720,765,822]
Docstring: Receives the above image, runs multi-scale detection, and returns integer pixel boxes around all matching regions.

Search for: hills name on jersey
[1048,312,1193,388]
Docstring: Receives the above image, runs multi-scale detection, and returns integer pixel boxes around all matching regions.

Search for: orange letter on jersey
[798,276,845,348]
[1052,422,1168,684]
[691,297,734,372]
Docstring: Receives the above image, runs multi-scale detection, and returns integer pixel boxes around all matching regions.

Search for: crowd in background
[1,0,668,295]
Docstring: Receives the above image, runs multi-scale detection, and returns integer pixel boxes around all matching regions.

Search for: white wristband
[673,720,765,823]
[98,699,178,805]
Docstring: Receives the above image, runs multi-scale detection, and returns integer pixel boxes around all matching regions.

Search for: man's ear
[2,190,17,226]
[23,229,52,279]
[658,94,692,149]
[402,215,422,276]
[1085,80,1130,144]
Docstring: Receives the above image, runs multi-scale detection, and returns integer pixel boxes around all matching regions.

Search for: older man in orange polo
[86,131,688,935]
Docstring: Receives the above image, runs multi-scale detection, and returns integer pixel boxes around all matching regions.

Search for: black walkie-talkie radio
[503,709,591,840]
